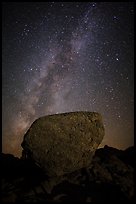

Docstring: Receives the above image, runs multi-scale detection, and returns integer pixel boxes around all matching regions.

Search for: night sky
[2,2,134,157]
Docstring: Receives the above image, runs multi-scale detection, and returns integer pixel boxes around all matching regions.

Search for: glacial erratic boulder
[21,112,105,176]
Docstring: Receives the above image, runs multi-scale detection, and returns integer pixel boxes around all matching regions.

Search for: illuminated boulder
[21,111,105,177]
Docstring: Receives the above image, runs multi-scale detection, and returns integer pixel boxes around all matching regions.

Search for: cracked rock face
[21,112,105,177]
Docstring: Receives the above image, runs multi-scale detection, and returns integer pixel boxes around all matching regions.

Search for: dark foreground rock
[1,146,134,203]
[21,112,105,176]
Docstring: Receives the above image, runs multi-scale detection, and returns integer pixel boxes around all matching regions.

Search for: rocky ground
[1,145,134,203]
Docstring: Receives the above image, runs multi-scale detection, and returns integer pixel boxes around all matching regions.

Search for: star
[2,2,134,156]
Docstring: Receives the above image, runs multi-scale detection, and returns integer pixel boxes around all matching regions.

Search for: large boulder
[21,112,105,177]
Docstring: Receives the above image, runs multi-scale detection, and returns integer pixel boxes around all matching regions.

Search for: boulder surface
[21,112,105,176]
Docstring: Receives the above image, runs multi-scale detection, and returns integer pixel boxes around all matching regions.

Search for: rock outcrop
[1,146,134,202]
[21,112,105,176]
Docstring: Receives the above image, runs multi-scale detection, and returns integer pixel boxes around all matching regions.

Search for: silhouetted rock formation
[21,112,105,176]
[88,146,134,199]
[1,146,134,202]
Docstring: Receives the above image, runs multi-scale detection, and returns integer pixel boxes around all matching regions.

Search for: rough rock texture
[1,146,134,203]
[21,112,105,176]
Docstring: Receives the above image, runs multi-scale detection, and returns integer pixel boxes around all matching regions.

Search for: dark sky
[2,2,134,157]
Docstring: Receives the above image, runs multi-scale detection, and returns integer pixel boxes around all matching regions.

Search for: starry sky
[2,2,134,157]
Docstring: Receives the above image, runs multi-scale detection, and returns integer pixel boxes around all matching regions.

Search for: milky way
[2,2,134,157]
